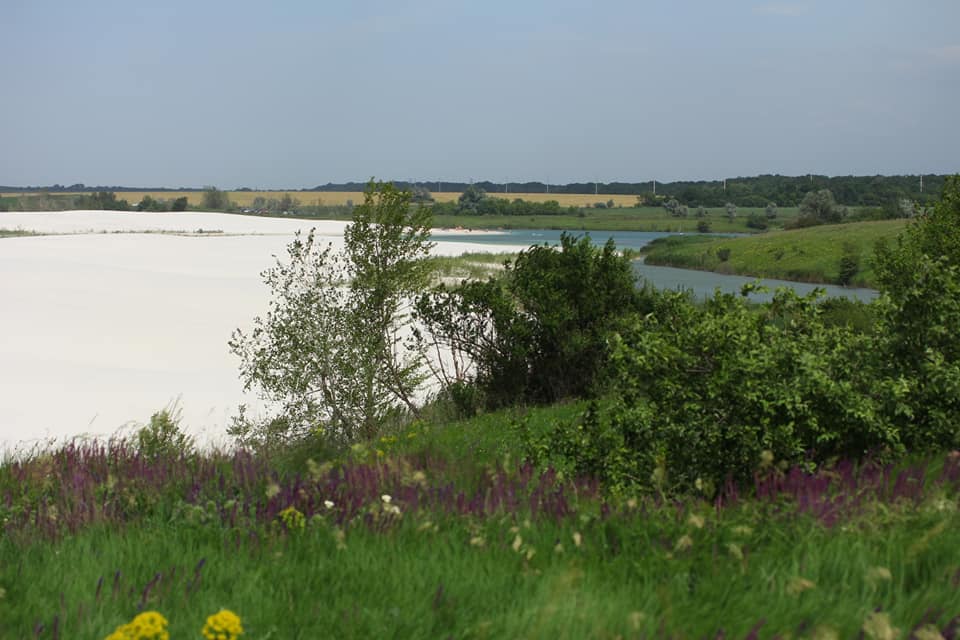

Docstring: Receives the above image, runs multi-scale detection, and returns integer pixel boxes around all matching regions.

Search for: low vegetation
[643,220,908,287]
[3,178,960,638]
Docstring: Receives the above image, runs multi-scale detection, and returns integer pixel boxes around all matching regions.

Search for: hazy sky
[2,1,958,188]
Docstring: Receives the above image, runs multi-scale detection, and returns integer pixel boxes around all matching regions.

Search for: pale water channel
[438,229,879,303]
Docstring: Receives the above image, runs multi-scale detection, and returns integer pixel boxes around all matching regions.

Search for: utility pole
[723,178,727,192]
[653,179,656,196]
[595,181,599,195]
[920,175,924,193]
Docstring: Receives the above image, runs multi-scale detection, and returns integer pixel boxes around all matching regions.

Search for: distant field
[643,219,908,287]
[1,191,649,208]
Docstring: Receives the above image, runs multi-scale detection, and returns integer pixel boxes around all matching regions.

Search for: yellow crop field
[3,190,643,209]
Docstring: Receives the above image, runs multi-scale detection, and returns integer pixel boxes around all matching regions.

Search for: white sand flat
[0,211,526,450]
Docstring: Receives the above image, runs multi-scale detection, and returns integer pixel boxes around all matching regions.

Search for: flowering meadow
[1,403,958,638]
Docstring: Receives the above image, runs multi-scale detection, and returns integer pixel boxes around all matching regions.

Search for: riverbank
[642,219,908,288]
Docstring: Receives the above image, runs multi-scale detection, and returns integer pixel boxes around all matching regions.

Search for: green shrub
[525,288,898,495]
[136,408,194,460]
[417,233,650,408]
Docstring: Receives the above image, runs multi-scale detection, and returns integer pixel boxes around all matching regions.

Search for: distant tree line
[4,174,947,209]
[309,175,946,208]
[430,185,578,217]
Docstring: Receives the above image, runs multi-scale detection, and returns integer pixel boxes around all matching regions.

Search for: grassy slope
[2,403,959,638]
[432,207,799,233]
[643,219,908,288]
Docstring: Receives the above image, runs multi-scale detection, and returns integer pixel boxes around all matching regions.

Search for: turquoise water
[434,229,879,302]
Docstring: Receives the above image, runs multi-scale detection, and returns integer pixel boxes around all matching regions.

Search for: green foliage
[524,180,960,495]
[456,184,486,213]
[746,212,768,230]
[417,234,648,409]
[200,187,231,211]
[837,241,861,285]
[797,189,848,227]
[528,288,897,494]
[77,191,130,211]
[136,407,194,460]
[696,219,711,233]
[873,176,960,451]
[643,219,906,287]
[230,181,433,447]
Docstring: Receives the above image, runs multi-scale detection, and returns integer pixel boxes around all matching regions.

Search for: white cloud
[753,3,808,17]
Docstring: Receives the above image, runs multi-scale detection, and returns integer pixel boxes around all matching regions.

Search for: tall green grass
[2,404,958,638]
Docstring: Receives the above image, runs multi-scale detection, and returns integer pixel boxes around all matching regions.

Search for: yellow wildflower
[202,609,244,640]
[278,506,305,531]
[572,531,582,547]
[687,513,705,529]
[104,611,169,640]
[674,534,693,552]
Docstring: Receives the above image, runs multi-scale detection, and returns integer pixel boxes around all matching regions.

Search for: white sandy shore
[0,211,527,450]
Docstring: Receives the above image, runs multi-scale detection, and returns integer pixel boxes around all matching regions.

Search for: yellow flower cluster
[103,609,243,640]
[105,611,169,640]
[278,505,306,531]
[202,609,245,640]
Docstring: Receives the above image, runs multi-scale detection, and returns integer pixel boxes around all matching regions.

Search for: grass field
[2,403,959,639]
[433,207,799,233]
[643,219,909,288]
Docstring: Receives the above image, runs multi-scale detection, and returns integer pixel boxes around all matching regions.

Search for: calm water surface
[434,229,879,302]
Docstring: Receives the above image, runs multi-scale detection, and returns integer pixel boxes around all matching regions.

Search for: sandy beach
[0,211,527,450]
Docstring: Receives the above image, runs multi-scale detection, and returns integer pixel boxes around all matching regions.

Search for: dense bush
[524,287,895,494]
[522,178,960,495]
[417,233,650,410]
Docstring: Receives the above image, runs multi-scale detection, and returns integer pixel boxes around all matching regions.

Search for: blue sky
[2,0,958,187]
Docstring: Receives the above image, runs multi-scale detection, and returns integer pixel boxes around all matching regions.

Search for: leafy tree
[457,185,487,213]
[746,213,768,230]
[417,234,649,409]
[230,181,433,446]
[171,196,188,211]
[411,185,434,204]
[725,202,737,220]
[872,176,960,450]
[797,189,847,226]
[78,191,130,211]
[201,187,231,211]
[278,193,298,212]
[765,202,778,219]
